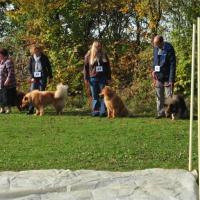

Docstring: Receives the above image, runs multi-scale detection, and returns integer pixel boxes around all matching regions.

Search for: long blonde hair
[89,41,107,66]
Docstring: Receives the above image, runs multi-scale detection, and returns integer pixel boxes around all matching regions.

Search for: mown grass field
[0,111,198,171]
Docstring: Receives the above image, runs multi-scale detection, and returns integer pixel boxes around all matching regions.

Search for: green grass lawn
[0,111,198,171]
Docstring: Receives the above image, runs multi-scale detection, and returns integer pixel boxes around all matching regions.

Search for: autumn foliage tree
[0,0,196,111]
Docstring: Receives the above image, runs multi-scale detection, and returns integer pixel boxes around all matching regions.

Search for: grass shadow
[45,109,91,116]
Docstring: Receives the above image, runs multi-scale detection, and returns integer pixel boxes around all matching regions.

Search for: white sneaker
[0,107,5,113]
[5,107,11,114]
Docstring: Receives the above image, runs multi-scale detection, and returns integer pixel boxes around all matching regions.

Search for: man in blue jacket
[152,35,176,119]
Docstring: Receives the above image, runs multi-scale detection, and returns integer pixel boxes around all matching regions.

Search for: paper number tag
[96,66,103,72]
[34,72,42,78]
[155,65,160,72]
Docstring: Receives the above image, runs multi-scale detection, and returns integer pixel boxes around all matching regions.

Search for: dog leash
[151,71,173,96]
[151,71,172,88]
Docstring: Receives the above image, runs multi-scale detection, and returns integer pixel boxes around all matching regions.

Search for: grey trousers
[155,82,172,116]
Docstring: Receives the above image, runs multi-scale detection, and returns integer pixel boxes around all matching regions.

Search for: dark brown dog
[15,91,25,111]
[164,94,188,120]
[99,86,129,118]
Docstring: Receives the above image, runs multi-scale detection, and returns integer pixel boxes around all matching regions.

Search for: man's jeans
[89,77,106,116]
[28,79,47,112]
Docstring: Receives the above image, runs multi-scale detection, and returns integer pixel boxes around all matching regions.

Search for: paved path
[0,169,198,200]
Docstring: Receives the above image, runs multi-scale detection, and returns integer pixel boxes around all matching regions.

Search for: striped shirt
[0,58,16,89]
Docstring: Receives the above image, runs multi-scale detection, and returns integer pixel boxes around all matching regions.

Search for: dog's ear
[99,88,105,96]
[23,96,28,101]
[169,103,174,110]
[164,103,167,107]
[24,95,31,103]
[106,88,114,97]
[99,91,103,96]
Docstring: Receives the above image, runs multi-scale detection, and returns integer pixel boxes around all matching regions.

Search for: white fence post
[197,17,200,199]
[189,24,196,171]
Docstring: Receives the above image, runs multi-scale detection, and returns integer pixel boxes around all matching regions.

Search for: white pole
[189,24,196,171]
[197,17,200,200]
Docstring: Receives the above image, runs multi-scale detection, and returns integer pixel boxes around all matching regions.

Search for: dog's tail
[54,83,68,99]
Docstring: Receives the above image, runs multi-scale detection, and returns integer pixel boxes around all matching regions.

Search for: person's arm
[152,48,158,70]
[105,54,111,82]
[45,55,53,79]
[83,55,90,83]
[151,48,157,80]
[168,46,176,83]
[4,59,15,86]
[28,57,33,78]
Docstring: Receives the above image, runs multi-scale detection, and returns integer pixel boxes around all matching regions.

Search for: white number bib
[96,66,103,72]
[155,65,160,72]
[34,71,42,78]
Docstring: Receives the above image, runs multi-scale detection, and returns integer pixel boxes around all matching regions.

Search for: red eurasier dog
[99,86,129,118]
[21,83,68,116]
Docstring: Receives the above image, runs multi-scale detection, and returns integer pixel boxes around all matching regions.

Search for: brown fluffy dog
[100,86,129,118]
[21,84,68,116]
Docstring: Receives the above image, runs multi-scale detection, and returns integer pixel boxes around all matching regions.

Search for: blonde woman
[84,41,111,117]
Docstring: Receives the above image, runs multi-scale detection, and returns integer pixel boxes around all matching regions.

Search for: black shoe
[155,115,163,119]
[91,111,99,117]
[99,113,107,117]
[27,110,34,115]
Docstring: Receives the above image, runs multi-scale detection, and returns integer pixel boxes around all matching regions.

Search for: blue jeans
[30,79,47,91]
[28,79,47,112]
[89,77,106,116]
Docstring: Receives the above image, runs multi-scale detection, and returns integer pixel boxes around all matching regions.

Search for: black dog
[164,95,188,120]
[15,91,26,111]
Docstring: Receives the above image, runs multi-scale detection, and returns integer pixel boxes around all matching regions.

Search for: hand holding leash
[4,79,9,86]
[28,78,35,83]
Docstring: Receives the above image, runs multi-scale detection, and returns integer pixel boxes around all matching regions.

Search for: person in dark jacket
[152,35,176,119]
[84,41,111,117]
[27,45,53,114]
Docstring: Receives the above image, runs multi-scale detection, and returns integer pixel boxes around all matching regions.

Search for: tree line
[0,0,199,111]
